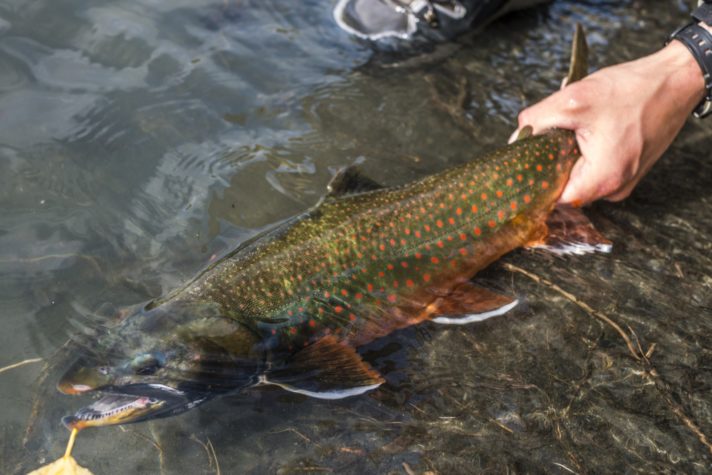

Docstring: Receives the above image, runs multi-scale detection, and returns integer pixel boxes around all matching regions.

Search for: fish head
[58,300,262,429]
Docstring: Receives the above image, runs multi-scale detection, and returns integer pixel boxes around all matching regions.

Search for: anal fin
[430,282,518,325]
[535,205,612,256]
[263,336,384,399]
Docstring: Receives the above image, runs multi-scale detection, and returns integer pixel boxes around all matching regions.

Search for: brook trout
[58,25,609,429]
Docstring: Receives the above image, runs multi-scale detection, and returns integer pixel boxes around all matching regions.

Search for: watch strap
[670,23,712,118]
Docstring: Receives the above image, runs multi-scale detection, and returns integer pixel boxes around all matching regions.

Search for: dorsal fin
[564,23,589,87]
[326,166,383,199]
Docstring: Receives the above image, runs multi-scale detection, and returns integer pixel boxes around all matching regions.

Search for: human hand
[512,38,707,205]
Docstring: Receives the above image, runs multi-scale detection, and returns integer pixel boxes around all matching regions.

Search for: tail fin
[511,25,589,144]
[564,23,589,87]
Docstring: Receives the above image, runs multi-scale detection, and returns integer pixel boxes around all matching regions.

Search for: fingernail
[507,129,519,144]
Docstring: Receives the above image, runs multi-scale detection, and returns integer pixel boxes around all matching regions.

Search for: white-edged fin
[424,281,518,325]
[264,336,385,400]
[259,375,382,400]
[433,299,519,325]
[534,242,612,256]
[535,205,613,256]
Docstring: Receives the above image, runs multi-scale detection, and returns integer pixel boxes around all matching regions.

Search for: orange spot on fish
[497,210,505,221]
[355,292,363,300]
[431,257,440,264]
[415,252,422,259]
[481,193,487,201]
[387,294,397,303]
[367,284,374,292]
[379,244,385,251]
[309,320,316,327]
[510,201,518,211]
[423,274,431,282]
[392,281,399,288]
[471,204,478,213]
[437,241,444,248]
[424,225,431,232]
[390,239,396,246]
[456,207,462,216]
[341,289,348,297]
[459,233,467,241]
[387,264,394,271]
[496,190,503,198]
[517,174,523,182]
[459,248,468,256]
[378,271,385,277]
[506,178,513,187]
[448,217,456,225]
[524,195,532,204]
[405,228,411,235]
[401,261,408,268]
[324,291,331,298]
[536,164,543,172]
[436,220,443,228]
[488,220,496,228]
[406,279,414,287]
[474,227,482,236]
[289,327,297,335]
[349,313,356,321]
[548,153,554,160]
[542,181,549,189]
[400,239,407,246]
[415,231,422,238]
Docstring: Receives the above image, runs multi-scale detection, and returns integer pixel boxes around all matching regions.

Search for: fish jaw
[61,384,208,430]
[57,364,112,395]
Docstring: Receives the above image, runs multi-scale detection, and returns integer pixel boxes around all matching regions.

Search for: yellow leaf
[27,428,94,475]
[26,455,93,475]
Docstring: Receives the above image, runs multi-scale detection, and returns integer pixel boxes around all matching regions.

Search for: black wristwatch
[669,1,712,118]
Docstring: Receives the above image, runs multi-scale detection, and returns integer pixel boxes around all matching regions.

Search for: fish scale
[173,129,579,349]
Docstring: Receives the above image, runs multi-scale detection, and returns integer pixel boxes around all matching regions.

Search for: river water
[1,0,711,473]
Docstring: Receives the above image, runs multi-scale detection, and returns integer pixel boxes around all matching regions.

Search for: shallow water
[1,0,711,473]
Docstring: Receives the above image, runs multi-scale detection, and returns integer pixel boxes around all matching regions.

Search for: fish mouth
[62,384,205,430]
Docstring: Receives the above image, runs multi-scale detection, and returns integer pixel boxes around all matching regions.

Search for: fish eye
[97,366,110,376]
[131,352,165,376]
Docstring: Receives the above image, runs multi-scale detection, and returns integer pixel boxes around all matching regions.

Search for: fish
[58,25,610,429]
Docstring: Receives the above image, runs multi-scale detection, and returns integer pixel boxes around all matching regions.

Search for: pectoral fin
[532,205,612,255]
[430,282,518,325]
[263,336,384,399]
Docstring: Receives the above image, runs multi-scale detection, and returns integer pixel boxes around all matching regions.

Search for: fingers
[559,134,643,205]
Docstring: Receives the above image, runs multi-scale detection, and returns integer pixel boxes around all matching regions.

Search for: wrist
[660,34,708,113]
